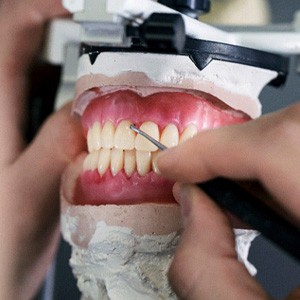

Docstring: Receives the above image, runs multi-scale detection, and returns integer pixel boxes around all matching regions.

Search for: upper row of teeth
[87,120,198,153]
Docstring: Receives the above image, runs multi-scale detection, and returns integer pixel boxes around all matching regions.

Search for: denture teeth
[114,120,135,150]
[85,120,198,176]
[135,121,159,151]
[160,124,179,148]
[102,121,115,149]
[83,152,99,171]
[179,124,198,144]
[98,149,111,176]
[124,150,136,177]
[110,148,124,176]
[87,122,102,152]
[136,150,152,176]
[151,151,160,175]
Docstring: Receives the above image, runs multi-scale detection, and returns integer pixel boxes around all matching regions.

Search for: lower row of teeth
[84,120,198,177]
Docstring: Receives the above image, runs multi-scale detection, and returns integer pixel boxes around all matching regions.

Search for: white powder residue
[234,229,260,276]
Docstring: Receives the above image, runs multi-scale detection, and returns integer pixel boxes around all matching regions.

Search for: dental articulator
[46,0,300,261]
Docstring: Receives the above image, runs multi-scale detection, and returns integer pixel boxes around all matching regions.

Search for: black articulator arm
[84,7,289,87]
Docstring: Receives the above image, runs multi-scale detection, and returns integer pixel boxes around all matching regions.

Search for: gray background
[39,1,300,299]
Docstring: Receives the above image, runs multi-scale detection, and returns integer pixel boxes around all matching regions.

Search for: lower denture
[75,89,250,206]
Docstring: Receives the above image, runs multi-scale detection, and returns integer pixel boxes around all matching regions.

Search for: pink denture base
[76,89,250,205]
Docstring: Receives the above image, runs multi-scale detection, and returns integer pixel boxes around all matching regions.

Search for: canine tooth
[83,152,99,171]
[136,150,152,176]
[87,122,102,152]
[179,124,198,144]
[87,128,93,153]
[102,121,115,149]
[114,120,135,150]
[160,124,179,148]
[92,122,102,151]
[135,122,159,151]
[98,149,111,176]
[110,149,124,176]
[124,150,136,177]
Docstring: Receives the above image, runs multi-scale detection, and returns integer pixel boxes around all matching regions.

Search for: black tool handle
[198,178,300,262]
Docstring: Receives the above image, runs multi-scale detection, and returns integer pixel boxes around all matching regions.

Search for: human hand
[0,1,85,299]
[156,104,300,299]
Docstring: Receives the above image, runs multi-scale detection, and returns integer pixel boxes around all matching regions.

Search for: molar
[136,150,152,176]
[110,148,124,176]
[98,149,111,176]
[135,122,159,152]
[160,124,179,148]
[102,121,115,149]
[179,124,198,144]
[114,120,136,150]
[124,150,136,177]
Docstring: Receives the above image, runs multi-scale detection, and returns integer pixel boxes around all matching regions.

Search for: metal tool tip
[130,124,139,133]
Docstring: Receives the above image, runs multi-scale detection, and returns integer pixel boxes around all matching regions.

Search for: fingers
[286,285,300,300]
[156,104,300,223]
[0,0,68,73]
[0,1,69,162]
[1,102,85,298]
[8,101,85,239]
[168,183,269,300]
[156,121,262,183]
[12,102,85,207]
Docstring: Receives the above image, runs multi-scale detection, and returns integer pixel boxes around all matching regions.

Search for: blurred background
[33,1,300,299]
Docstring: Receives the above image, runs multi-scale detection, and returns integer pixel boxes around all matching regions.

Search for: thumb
[168,183,269,300]
[11,101,86,225]
[4,101,86,297]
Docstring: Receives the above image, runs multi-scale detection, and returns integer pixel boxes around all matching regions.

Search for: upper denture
[81,89,249,134]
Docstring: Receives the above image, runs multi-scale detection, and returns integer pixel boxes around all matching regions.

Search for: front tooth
[102,121,115,149]
[151,151,160,174]
[114,120,135,150]
[124,150,136,177]
[136,151,152,176]
[110,149,124,176]
[83,152,99,171]
[179,124,198,144]
[93,122,102,150]
[135,122,159,151]
[160,124,179,148]
[98,149,111,176]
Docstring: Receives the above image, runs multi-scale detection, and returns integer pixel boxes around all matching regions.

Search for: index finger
[156,104,300,222]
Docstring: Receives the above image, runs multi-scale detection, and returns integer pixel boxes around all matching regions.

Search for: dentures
[75,88,250,205]
[83,120,198,177]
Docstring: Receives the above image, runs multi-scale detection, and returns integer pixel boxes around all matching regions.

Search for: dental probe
[130,124,300,262]
[130,124,167,151]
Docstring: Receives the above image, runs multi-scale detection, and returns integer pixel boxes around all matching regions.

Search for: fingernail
[173,183,193,227]
[152,153,162,175]
[153,150,170,175]
[153,148,175,175]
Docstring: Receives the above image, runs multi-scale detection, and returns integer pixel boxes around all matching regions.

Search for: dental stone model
[60,50,279,299]
[58,1,289,299]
